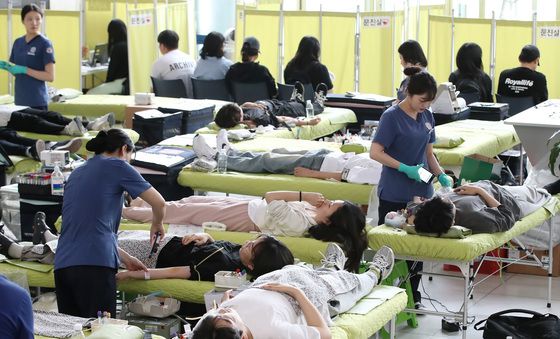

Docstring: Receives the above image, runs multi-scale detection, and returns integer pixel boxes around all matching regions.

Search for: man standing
[497,44,548,105]
[151,30,196,98]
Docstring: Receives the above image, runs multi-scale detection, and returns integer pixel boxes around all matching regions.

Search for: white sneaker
[27,140,46,160]
[320,243,347,271]
[216,129,230,152]
[368,246,395,281]
[63,118,86,136]
[192,134,217,160]
[88,112,115,131]
[51,138,83,153]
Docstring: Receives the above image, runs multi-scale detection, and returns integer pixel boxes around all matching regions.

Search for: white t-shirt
[247,199,316,236]
[319,152,382,185]
[222,288,320,339]
[150,49,196,97]
[0,105,29,127]
[193,56,233,80]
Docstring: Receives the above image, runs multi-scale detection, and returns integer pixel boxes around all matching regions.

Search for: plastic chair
[231,81,271,104]
[191,78,231,101]
[496,94,534,116]
[277,83,295,101]
[151,77,187,98]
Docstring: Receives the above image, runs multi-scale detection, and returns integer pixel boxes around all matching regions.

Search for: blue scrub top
[54,156,152,270]
[373,104,436,203]
[0,276,34,339]
[9,34,55,107]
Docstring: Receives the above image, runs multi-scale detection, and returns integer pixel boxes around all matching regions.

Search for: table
[326,93,395,130]
[504,99,560,170]
[81,64,108,90]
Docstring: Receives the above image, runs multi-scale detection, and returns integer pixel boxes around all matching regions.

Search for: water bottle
[70,323,86,338]
[306,100,314,119]
[217,144,227,174]
[51,162,65,196]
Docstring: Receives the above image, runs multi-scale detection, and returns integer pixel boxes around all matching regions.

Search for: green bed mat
[49,95,227,122]
[195,107,357,140]
[368,197,560,261]
[177,167,374,205]
[331,291,407,339]
[434,119,520,166]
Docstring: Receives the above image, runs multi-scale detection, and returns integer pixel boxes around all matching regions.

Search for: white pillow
[87,78,126,95]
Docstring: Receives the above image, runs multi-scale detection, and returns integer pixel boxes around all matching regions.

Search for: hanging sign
[130,13,153,26]
[539,26,560,39]
[362,16,391,28]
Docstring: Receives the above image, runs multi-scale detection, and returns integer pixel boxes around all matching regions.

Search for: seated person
[0,215,293,282]
[497,44,548,105]
[151,29,196,97]
[215,102,322,129]
[191,244,394,339]
[0,128,82,160]
[192,132,381,185]
[123,190,368,272]
[284,36,334,92]
[225,36,277,98]
[388,180,553,235]
[0,105,114,136]
[193,31,233,80]
[448,42,493,103]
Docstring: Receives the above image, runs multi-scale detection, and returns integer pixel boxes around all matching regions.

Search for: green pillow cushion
[403,224,472,238]
[434,136,465,148]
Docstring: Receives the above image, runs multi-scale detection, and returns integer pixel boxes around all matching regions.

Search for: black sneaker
[293,81,305,104]
[28,140,46,161]
[314,83,328,110]
[32,212,52,245]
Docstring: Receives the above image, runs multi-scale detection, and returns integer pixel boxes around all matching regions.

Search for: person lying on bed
[0,216,293,282]
[192,132,382,185]
[214,98,324,129]
[191,243,394,339]
[0,128,82,160]
[385,180,552,235]
[0,104,115,136]
[122,190,367,272]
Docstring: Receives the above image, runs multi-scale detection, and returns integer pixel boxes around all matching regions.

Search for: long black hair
[308,201,367,272]
[108,19,127,53]
[286,36,321,70]
[192,316,242,339]
[456,42,484,77]
[398,40,428,67]
[200,31,225,59]
[85,129,134,155]
[249,235,294,278]
[404,66,438,101]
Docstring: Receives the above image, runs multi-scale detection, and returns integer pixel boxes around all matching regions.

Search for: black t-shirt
[243,99,306,127]
[106,41,129,94]
[448,70,493,103]
[497,67,548,104]
[284,61,333,91]
[156,237,243,281]
[225,61,278,98]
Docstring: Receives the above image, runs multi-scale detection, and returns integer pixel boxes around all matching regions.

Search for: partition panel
[494,20,532,88]
[453,18,492,80]
[234,5,245,62]
[115,0,129,21]
[167,3,189,54]
[359,11,395,96]
[244,10,280,83]
[392,11,404,96]
[536,21,560,98]
[282,11,320,78]
[85,0,113,49]
[418,5,444,49]
[321,13,355,92]
[0,10,8,94]
[127,8,158,94]
[427,15,452,84]
[45,11,81,89]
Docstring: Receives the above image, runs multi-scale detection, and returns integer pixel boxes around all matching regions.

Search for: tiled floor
[395,264,560,338]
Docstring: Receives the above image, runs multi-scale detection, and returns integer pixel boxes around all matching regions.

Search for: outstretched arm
[117,266,190,281]
[264,191,325,207]
[277,116,321,126]
[294,167,342,181]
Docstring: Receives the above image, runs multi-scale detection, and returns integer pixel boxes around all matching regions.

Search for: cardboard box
[459,153,503,183]
[507,244,560,277]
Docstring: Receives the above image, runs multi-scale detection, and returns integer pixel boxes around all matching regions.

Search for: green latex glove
[438,173,453,188]
[0,61,10,70]
[7,64,27,75]
[398,163,423,182]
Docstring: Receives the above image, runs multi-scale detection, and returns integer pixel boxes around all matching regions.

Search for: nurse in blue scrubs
[0,4,55,110]
[370,66,453,309]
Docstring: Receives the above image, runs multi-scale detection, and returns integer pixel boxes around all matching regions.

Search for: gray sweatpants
[226,148,331,174]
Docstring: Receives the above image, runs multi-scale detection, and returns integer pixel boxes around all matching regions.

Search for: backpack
[474,309,560,339]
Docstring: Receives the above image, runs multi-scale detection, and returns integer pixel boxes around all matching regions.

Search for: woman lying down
[122,190,367,272]
[385,180,553,235]
[0,213,294,282]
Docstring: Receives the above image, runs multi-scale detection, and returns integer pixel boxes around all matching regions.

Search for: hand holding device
[148,232,161,258]
[438,173,453,187]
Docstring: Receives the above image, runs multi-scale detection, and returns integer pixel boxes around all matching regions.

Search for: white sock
[367,269,381,284]
[7,243,23,259]
[44,230,58,243]
[25,147,33,158]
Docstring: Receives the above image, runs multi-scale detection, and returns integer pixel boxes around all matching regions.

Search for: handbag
[474,309,560,339]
